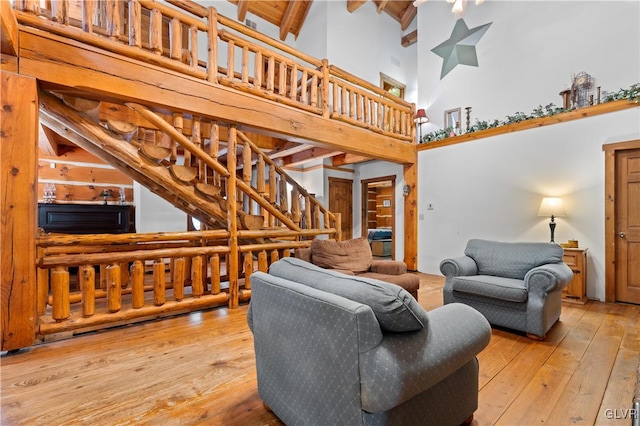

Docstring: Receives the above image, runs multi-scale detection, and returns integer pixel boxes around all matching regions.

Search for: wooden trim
[403,163,417,270]
[401,29,417,47]
[361,175,396,259]
[419,100,640,151]
[1,72,38,351]
[602,139,640,302]
[1,0,19,56]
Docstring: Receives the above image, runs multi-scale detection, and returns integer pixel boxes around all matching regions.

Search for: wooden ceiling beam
[332,153,371,167]
[279,0,300,41]
[400,6,417,31]
[39,125,61,156]
[376,0,390,14]
[237,0,250,23]
[282,147,342,167]
[265,140,312,159]
[401,29,417,47]
[347,0,367,13]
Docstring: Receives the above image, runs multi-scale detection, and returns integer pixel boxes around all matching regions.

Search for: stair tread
[169,164,197,183]
[139,142,171,162]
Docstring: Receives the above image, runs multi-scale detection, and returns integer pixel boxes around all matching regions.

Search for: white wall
[417,1,640,130]
[416,1,640,301]
[414,0,640,302]
[418,109,640,301]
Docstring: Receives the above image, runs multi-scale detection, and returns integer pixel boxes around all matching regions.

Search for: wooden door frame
[361,175,396,259]
[602,139,640,302]
[328,177,353,240]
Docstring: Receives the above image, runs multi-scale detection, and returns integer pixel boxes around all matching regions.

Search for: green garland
[420,83,640,143]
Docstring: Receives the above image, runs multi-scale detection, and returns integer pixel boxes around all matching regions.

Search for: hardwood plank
[595,304,640,425]
[1,274,638,426]
[475,302,595,425]
[543,303,626,425]
[494,303,606,425]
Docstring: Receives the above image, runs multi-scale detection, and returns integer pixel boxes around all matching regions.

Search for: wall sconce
[538,197,566,243]
[403,184,411,196]
[414,108,429,143]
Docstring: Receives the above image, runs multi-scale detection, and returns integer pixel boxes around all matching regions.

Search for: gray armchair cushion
[464,239,563,279]
[269,257,428,332]
[359,303,491,413]
[451,275,528,303]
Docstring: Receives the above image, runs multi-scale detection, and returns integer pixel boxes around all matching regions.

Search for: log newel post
[227,126,239,309]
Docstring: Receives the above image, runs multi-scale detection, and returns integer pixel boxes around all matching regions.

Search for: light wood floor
[1,274,638,425]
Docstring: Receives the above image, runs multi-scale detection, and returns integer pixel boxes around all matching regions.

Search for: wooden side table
[562,248,588,304]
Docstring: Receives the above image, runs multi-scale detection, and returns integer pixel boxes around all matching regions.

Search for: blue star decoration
[431,18,492,79]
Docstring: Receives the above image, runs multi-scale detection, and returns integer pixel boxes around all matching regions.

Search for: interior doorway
[328,177,353,241]
[603,140,640,304]
[361,175,396,259]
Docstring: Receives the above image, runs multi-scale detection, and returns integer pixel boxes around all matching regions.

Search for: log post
[100,264,107,290]
[80,265,95,317]
[189,25,198,68]
[210,254,220,294]
[403,163,418,271]
[153,259,166,306]
[258,250,268,272]
[207,7,218,83]
[131,260,145,308]
[334,212,342,241]
[149,8,163,55]
[36,266,49,315]
[120,262,130,289]
[106,263,122,313]
[321,59,330,117]
[82,0,95,33]
[51,267,70,321]
[129,0,142,47]
[191,255,203,297]
[243,252,253,290]
[227,126,239,309]
[173,257,185,300]
[253,51,262,89]
[270,249,279,264]
[51,0,69,25]
[227,40,235,79]
[105,0,121,39]
[169,17,182,61]
[1,72,38,350]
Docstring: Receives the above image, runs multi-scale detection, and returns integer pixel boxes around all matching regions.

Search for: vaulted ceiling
[226,0,418,41]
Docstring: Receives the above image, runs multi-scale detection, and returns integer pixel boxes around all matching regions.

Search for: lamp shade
[414,108,429,124]
[538,197,566,217]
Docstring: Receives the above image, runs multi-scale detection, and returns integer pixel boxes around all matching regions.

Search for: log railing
[35,229,333,335]
[13,0,415,141]
[36,90,342,333]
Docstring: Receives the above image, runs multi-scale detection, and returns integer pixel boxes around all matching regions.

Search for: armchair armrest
[370,260,407,275]
[524,263,574,296]
[359,303,491,413]
[439,256,478,277]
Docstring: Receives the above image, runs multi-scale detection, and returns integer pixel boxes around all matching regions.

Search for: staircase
[1,0,417,347]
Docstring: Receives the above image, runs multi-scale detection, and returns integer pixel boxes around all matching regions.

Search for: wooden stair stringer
[38,90,230,231]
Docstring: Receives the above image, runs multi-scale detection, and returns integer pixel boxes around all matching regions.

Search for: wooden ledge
[418,99,639,151]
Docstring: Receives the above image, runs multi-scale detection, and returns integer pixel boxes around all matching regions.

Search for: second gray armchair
[440,239,573,339]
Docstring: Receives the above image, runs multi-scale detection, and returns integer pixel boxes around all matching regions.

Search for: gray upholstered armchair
[440,239,574,339]
[248,257,491,426]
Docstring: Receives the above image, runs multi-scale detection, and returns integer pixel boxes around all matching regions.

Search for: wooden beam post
[403,162,418,271]
[1,72,38,351]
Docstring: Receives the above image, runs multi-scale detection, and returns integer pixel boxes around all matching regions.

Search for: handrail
[13,0,414,142]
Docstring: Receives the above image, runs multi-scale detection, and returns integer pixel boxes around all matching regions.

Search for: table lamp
[538,197,566,243]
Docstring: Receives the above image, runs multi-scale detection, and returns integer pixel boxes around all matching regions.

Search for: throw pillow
[269,257,428,332]
[310,237,372,274]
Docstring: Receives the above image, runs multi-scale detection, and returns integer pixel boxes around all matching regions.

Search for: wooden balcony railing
[14,0,415,142]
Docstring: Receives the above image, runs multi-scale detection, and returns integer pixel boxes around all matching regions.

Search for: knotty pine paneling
[38,146,134,204]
